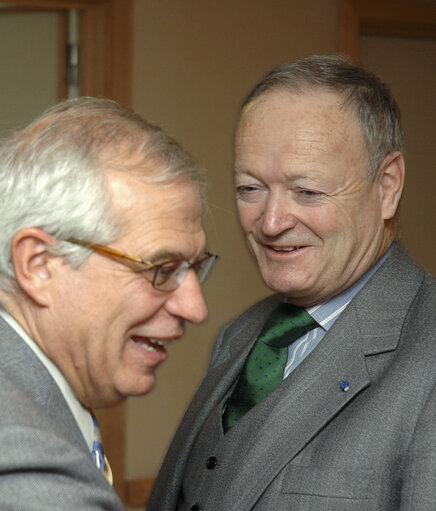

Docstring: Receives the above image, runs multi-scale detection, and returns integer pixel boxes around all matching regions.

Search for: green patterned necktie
[222,303,318,432]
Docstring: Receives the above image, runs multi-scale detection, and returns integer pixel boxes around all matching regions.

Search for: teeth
[150,339,166,347]
[135,338,163,352]
[132,336,168,352]
[140,342,158,352]
[143,339,167,352]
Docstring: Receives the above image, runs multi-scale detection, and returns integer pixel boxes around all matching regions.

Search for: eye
[235,184,265,203]
[295,188,325,202]
[236,184,258,193]
[301,189,321,196]
[151,260,185,288]
[156,260,181,278]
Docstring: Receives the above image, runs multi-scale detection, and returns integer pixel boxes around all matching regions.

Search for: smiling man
[149,55,436,511]
[0,97,216,509]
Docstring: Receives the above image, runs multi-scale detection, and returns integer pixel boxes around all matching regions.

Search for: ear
[378,151,405,220]
[11,228,58,307]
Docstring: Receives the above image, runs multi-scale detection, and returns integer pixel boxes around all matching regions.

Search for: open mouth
[131,336,166,353]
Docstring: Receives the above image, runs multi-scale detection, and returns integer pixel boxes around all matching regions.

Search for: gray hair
[241,54,403,177]
[0,97,206,289]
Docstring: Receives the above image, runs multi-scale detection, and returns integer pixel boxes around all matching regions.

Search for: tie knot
[260,303,318,349]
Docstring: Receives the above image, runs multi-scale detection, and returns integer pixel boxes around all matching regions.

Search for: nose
[260,190,298,237]
[164,268,208,324]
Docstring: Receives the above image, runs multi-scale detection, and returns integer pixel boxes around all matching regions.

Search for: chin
[266,281,303,296]
[262,271,304,293]
[122,377,157,398]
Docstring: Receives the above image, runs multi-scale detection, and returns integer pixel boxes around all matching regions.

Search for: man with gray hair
[0,97,216,509]
[149,55,436,510]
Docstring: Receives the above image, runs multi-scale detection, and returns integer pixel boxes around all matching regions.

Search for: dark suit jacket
[0,315,124,510]
[148,245,436,510]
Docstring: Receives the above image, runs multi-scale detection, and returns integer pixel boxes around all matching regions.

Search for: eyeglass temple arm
[67,238,153,267]
[67,238,217,268]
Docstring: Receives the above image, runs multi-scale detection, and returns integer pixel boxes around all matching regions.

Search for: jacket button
[206,456,218,469]
[190,506,201,511]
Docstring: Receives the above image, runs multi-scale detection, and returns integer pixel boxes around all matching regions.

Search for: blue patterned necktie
[222,303,318,432]
[91,414,113,484]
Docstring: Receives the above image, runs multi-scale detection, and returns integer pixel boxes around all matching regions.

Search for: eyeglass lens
[195,255,216,283]
[154,255,216,290]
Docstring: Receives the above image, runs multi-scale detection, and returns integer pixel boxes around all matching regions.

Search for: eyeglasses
[66,238,217,291]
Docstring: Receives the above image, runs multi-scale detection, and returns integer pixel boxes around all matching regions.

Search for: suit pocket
[280,464,374,500]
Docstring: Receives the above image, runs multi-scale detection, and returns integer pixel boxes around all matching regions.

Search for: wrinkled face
[235,89,391,306]
[46,171,208,408]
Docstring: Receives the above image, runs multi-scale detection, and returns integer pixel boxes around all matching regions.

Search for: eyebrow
[235,167,324,183]
[234,168,262,181]
[143,250,185,264]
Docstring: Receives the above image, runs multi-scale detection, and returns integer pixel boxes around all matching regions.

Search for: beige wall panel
[360,35,436,275]
[128,0,341,480]
[0,11,58,135]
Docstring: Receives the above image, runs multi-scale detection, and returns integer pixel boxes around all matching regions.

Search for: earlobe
[379,151,405,220]
[12,228,57,307]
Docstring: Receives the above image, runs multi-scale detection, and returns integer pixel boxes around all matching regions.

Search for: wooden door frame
[0,0,131,502]
[339,0,436,59]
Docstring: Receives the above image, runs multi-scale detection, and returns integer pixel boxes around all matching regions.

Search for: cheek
[344,193,381,238]
[300,206,347,241]
[317,196,368,238]
[86,290,164,344]
[124,287,172,325]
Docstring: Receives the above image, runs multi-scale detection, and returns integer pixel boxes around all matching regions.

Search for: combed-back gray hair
[241,54,403,177]
[0,97,206,289]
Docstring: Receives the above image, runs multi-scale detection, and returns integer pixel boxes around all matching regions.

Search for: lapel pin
[340,380,350,392]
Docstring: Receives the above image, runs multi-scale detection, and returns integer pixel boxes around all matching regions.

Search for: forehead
[241,88,351,125]
[236,89,364,156]
[106,169,204,254]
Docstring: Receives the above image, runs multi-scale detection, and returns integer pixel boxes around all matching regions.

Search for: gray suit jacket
[0,316,124,510]
[148,245,436,510]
